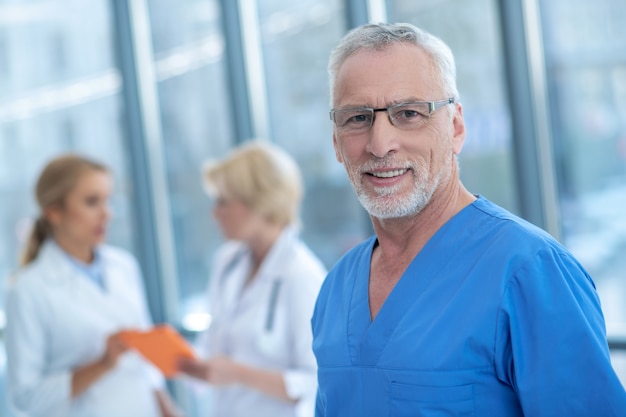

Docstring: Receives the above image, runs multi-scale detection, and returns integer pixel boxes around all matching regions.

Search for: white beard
[347,155,453,219]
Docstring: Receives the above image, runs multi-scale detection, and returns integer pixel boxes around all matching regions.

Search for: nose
[365,111,399,158]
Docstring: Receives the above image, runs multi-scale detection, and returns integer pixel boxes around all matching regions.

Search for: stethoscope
[264,280,282,332]
[258,280,282,354]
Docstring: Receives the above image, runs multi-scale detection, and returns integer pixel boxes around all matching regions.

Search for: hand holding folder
[119,325,195,378]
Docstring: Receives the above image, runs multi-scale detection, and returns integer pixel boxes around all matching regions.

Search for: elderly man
[311,22,626,416]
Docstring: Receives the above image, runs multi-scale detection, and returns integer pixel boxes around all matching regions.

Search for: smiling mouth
[369,169,409,178]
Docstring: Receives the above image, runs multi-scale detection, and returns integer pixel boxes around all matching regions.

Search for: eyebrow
[336,97,428,109]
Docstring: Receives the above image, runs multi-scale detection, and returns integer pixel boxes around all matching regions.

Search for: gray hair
[328,23,460,105]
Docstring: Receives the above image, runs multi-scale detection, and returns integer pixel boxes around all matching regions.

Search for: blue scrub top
[312,196,626,416]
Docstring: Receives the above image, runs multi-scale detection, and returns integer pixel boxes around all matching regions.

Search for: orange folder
[119,325,195,378]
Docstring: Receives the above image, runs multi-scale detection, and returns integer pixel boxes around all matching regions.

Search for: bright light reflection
[181,312,212,333]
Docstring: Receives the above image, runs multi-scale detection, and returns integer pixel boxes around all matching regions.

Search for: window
[0,30,7,77]
[539,0,626,381]
[146,0,233,321]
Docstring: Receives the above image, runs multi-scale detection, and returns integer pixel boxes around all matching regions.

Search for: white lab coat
[199,227,326,417]
[5,240,164,417]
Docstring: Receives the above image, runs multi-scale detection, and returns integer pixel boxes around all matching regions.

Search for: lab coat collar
[254,226,298,283]
[62,245,105,290]
[37,240,103,288]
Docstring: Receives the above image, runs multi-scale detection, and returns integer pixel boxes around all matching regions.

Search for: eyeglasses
[330,98,455,136]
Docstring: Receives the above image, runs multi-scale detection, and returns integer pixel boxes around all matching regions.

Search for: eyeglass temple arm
[429,97,455,113]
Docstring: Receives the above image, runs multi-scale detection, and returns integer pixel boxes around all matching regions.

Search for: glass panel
[258,0,369,269]
[539,0,626,383]
[0,2,132,416]
[147,0,233,315]
[146,1,233,414]
[389,0,518,213]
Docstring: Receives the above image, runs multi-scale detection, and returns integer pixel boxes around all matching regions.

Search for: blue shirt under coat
[56,241,106,290]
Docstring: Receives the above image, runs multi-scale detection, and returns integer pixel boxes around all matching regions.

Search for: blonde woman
[5,154,182,417]
[178,141,326,417]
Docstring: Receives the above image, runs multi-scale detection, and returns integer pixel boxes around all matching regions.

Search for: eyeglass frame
[329,97,455,133]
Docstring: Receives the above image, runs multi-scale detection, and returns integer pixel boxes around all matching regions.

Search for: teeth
[371,169,407,178]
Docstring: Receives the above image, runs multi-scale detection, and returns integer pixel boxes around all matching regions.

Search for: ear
[451,103,466,155]
[333,132,344,164]
[45,205,63,228]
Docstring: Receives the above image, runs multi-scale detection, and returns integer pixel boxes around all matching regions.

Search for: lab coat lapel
[41,242,134,328]
[38,241,102,297]
[216,249,250,324]
[37,241,76,287]
[239,227,295,303]
[257,227,295,280]
[102,257,145,327]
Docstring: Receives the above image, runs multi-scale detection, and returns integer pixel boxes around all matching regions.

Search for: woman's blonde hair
[20,154,108,266]
[202,141,303,228]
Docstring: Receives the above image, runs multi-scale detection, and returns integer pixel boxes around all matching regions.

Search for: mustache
[358,158,415,174]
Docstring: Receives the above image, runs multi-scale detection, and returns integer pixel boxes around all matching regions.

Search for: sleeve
[5,282,73,417]
[283,255,326,417]
[494,248,626,416]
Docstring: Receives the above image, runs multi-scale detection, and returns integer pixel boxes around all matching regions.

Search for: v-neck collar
[346,199,479,365]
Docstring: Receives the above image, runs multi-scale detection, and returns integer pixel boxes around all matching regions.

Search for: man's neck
[371,179,475,263]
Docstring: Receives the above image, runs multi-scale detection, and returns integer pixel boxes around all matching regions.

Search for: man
[311,22,626,416]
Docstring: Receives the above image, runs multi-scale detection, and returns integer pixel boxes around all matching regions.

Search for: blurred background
[0,0,625,415]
